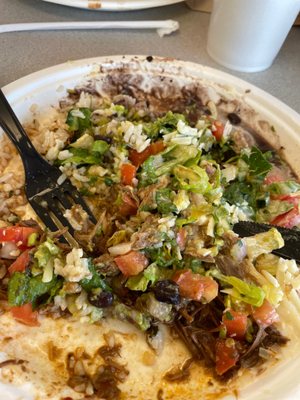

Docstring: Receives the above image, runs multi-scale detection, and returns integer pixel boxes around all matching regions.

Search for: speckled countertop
[1,0,300,113]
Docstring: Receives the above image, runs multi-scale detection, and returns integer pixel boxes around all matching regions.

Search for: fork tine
[52,187,74,211]
[28,198,60,233]
[60,180,97,224]
[32,197,80,247]
[43,194,76,235]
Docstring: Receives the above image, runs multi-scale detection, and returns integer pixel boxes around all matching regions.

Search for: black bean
[153,280,181,305]
[227,112,241,125]
[88,291,114,308]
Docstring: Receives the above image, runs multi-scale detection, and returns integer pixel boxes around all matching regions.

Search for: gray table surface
[1,0,300,113]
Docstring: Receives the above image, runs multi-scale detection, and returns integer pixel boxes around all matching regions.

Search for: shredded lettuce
[61,140,109,166]
[143,111,186,139]
[174,165,211,194]
[220,275,265,307]
[173,190,190,212]
[114,303,151,331]
[223,181,258,213]
[256,200,294,223]
[176,203,213,227]
[144,242,181,268]
[126,264,163,292]
[34,238,60,268]
[138,145,198,187]
[241,146,272,179]
[80,261,110,292]
[66,108,92,133]
[92,140,110,154]
[267,180,300,195]
[70,133,94,150]
[8,272,62,307]
[155,188,177,215]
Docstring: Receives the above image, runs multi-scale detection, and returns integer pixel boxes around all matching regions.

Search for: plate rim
[41,0,184,11]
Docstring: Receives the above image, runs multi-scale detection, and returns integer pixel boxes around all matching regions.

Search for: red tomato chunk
[222,310,248,340]
[271,206,300,229]
[215,338,239,376]
[252,300,280,328]
[0,226,38,248]
[120,163,137,186]
[11,303,40,327]
[8,249,31,275]
[212,121,224,141]
[173,270,218,302]
[129,141,165,168]
[114,251,149,277]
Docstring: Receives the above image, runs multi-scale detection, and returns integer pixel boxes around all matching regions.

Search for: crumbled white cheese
[76,92,93,108]
[92,103,119,117]
[54,248,92,282]
[121,121,151,153]
[57,149,73,161]
[177,120,199,137]
[110,145,129,172]
[223,120,233,139]
[164,120,203,146]
[45,137,65,161]
[70,109,86,119]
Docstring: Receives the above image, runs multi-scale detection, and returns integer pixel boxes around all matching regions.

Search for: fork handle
[0,89,48,168]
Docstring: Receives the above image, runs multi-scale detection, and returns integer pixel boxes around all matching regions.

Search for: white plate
[1,55,300,399]
[41,0,184,11]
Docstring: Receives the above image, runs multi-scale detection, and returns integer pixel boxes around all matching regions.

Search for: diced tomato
[10,303,40,327]
[128,141,165,168]
[120,163,137,186]
[271,206,300,229]
[269,192,300,228]
[274,194,300,205]
[8,249,31,275]
[264,167,287,185]
[222,310,248,340]
[0,226,38,248]
[173,270,203,301]
[215,339,239,376]
[114,251,149,277]
[173,270,218,302]
[119,193,138,217]
[212,121,224,141]
[252,300,280,328]
[176,228,187,251]
[201,276,219,302]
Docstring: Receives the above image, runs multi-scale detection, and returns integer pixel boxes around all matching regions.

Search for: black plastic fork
[0,89,96,243]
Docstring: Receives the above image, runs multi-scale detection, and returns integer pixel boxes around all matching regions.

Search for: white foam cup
[207,0,300,72]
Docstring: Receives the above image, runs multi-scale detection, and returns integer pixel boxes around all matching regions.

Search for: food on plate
[0,59,300,399]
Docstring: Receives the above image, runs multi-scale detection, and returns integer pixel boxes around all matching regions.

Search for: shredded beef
[174,297,289,381]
